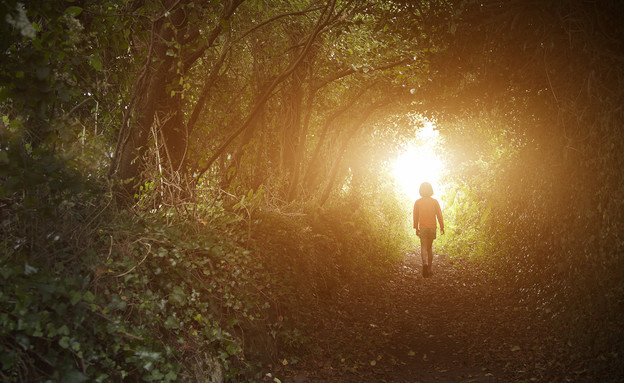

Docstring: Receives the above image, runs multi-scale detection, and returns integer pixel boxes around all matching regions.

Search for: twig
[114,241,151,277]
[234,5,324,43]
[107,234,113,261]
[193,0,337,184]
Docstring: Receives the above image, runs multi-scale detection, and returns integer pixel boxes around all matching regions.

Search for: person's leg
[420,229,436,277]
[424,237,434,277]
[420,236,428,276]
[427,240,434,273]
[427,238,433,276]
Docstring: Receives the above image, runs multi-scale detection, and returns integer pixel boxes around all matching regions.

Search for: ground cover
[263,254,589,383]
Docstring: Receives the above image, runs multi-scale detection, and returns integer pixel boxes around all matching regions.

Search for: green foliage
[96,208,267,379]
[0,194,273,381]
[0,254,180,382]
[436,116,523,260]
[436,109,624,378]
[250,182,407,311]
[2,0,623,381]
[0,0,127,146]
[426,1,624,377]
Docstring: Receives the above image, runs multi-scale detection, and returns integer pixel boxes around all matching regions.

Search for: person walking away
[413,182,444,277]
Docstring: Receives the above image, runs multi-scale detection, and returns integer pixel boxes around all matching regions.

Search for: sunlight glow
[391,121,445,201]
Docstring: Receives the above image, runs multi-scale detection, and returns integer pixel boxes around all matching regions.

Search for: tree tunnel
[1,0,623,381]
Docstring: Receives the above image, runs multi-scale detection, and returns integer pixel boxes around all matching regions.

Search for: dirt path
[263,253,584,383]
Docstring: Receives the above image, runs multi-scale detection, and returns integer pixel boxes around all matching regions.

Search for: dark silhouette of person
[413,182,444,277]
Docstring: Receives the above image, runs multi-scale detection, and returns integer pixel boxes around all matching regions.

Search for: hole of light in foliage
[391,121,445,201]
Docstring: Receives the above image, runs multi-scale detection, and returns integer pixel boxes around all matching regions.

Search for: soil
[261,252,591,383]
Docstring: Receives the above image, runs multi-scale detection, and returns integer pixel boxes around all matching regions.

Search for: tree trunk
[280,68,305,198]
[302,85,373,194]
[287,87,317,201]
[194,1,335,184]
[109,0,242,202]
[318,99,391,206]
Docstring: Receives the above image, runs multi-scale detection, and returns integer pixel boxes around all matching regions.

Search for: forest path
[263,253,583,383]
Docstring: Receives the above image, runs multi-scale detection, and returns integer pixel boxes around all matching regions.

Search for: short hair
[419,182,434,197]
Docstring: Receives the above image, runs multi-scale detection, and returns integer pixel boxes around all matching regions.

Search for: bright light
[391,122,445,201]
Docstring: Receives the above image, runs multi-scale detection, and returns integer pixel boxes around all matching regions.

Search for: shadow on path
[263,253,583,383]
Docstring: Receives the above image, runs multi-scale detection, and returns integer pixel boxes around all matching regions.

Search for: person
[413,182,444,277]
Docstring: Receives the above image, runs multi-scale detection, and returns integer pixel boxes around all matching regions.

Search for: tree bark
[109,0,243,202]
[280,21,313,200]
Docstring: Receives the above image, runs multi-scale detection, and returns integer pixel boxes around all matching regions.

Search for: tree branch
[234,5,324,43]
[302,82,377,189]
[311,57,413,92]
[185,37,231,136]
[318,97,394,206]
[193,0,336,184]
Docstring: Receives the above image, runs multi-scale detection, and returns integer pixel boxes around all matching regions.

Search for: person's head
[419,182,434,197]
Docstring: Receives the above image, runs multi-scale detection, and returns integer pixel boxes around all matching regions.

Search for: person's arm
[413,200,420,236]
[436,200,445,235]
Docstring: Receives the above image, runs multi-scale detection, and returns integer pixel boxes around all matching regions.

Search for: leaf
[89,55,102,71]
[62,369,88,383]
[370,360,376,366]
[65,6,83,17]
[163,316,180,329]
[169,285,186,306]
[24,262,38,275]
[408,350,416,356]
[511,345,521,352]
[59,336,70,349]
[83,291,95,303]
[70,291,82,305]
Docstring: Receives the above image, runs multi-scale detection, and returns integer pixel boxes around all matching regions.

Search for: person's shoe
[422,264,428,277]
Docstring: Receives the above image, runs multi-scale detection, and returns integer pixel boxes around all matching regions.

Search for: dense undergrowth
[2,1,623,381]
[2,114,622,381]
[0,146,408,382]
[428,1,624,378]
[435,119,624,380]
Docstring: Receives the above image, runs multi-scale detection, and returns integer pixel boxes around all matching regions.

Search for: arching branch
[318,97,395,207]
[193,0,337,185]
